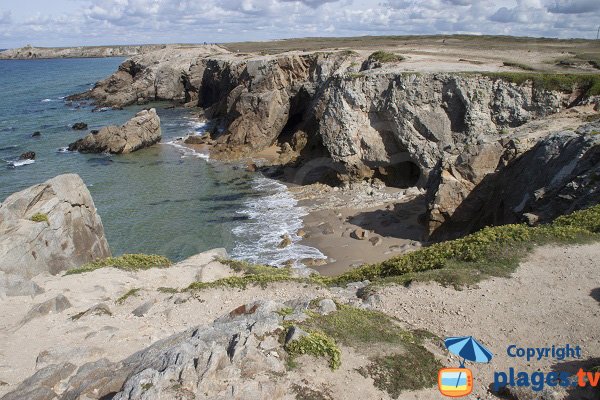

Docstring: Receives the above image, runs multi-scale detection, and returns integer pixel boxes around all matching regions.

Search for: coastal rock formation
[68,109,161,154]
[70,45,229,108]
[73,47,598,237]
[2,300,300,400]
[0,44,169,60]
[0,174,111,277]
[427,124,600,239]
[311,73,562,184]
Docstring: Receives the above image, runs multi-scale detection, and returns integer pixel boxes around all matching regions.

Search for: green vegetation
[584,114,600,123]
[187,259,298,290]
[286,304,441,395]
[346,72,365,80]
[157,287,179,294]
[276,307,294,317]
[141,383,153,391]
[368,50,404,63]
[65,254,172,275]
[301,304,414,346]
[503,61,535,71]
[359,349,441,398]
[291,384,333,400]
[30,213,49,224]
[116,288,141,305]
[480,72,600,97]
[286,331,342,370]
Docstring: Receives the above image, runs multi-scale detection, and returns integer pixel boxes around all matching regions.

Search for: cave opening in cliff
[278,88,312,143]
[375,161,421,188]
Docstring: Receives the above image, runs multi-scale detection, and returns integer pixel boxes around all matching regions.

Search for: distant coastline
[0,44,198,60]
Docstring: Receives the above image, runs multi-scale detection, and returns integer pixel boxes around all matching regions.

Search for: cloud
[279,0,342,8]
[0,0,599,47]
[0,10,11,24]
[547,0,600,14]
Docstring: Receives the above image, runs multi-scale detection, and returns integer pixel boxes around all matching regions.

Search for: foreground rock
[68,109,161,154]
[2,301,288,400]
[0,174,111,277]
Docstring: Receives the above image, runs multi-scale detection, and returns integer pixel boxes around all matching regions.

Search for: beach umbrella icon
[445,336,493,367]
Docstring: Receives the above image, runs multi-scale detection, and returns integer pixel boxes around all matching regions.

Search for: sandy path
[375,244,600,399]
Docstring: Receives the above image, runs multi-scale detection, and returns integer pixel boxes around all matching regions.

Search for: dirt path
[375,244,600,399]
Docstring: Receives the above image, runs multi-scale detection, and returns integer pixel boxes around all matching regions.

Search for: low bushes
[65,254,172,275]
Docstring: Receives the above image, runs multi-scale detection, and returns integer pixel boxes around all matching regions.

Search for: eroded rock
[68,109,161,154]
[0,174,111,277]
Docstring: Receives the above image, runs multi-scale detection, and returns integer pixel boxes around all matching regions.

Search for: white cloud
[0,0,598,48]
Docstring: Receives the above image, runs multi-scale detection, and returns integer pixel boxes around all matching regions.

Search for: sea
[0,57,325,267]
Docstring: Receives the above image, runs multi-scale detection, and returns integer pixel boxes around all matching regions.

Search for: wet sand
[293,184,428,276]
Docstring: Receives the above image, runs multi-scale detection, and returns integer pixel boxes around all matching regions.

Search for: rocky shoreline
[0,38,599,400]
[0,44,184,60]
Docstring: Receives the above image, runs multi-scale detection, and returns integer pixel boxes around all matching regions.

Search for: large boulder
[68,109,161,154]
[0,174,111,277]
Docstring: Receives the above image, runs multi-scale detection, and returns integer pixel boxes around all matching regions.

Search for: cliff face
[75,48,598,239]
[311,73,562,183]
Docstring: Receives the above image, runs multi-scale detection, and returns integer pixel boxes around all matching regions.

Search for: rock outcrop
[0,174,111,277]
[427,124,600,239]
[68,109,161,154]
[69,45,229,107]
[2,300,302,400]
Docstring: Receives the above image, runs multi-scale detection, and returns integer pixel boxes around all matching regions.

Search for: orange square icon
[438,368,473,397]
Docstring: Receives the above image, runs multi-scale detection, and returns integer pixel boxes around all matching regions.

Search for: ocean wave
[163,139,209,160]
[230,176,326,268]
[6,159,35,168]
[57,147,75,154]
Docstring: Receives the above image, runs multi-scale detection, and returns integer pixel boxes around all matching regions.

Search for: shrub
[503,61,535,71]
[285,331,341,370]
[30,213,49,224]
[65,254,172,275]
[369,51,404,63]
[116,288,141,305]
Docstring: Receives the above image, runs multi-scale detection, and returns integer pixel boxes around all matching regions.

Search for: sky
[0,0,599,48]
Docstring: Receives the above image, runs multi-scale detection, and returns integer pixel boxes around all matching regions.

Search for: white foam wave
[230,176,326,268]
[163,140,209,160]
[7,159,35,167]
[57,147,75,154]
[41,98,54,103]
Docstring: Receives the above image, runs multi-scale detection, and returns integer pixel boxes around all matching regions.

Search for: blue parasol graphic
[444,336,493,388]
[445,336,493,367]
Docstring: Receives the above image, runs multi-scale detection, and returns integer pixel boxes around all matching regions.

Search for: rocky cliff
[69,109,162,154]
[0,44,172,60]
[0,174,111,277]
[427,123,600,239]
[74,47,599,238]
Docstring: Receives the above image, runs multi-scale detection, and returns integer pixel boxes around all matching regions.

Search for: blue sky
[1,0,599,48]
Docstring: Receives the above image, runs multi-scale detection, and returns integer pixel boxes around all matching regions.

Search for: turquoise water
[0,58,324,265]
